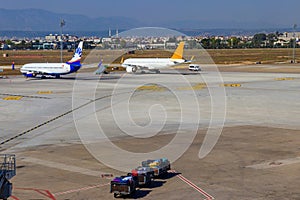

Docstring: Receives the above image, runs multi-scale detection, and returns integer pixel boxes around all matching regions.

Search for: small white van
[189,64,201,71]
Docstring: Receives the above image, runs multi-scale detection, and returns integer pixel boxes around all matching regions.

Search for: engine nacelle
[126,66,137,73]
[25,72,36,77]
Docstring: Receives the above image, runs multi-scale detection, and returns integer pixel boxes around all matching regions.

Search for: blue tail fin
[67,41,83,65]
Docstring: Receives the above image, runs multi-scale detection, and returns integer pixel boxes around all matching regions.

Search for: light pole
[292,24,297,63]
[60,19,66,63]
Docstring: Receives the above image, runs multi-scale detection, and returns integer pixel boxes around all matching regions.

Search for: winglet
[98,59,103,67]
[171,42,185,59]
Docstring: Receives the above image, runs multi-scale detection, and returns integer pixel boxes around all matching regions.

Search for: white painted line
[169,170,214,200]
[53,183,109,196]
[22,157,109,177]
[246,157,300,169]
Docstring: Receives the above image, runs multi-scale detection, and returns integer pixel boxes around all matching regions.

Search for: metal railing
[0,154,16,180]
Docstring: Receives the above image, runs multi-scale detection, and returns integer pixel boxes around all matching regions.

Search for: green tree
[200,38,211,49]
[168,37,177,43]
[210,38,218,49]
[252,33,267,48]
[267,33,277,47]
[120,39,127,48]
[228,37,240,48]
[5,40,13,45]
[187,40,197,49]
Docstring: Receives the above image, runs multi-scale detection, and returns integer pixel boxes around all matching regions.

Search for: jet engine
[126,66,138,73]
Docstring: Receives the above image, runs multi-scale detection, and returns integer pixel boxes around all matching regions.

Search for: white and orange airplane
[121,42,192,73]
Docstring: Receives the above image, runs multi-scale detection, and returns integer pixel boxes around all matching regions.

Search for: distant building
[165,42,176,49]
[45,34,78,42]
[102,37,112,43]
[43,43,56,49]
[284,32,300,39]
[45,34,58,41]
[277,32,300,47]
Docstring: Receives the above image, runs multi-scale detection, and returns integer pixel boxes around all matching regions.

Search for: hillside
[0,8,140,31]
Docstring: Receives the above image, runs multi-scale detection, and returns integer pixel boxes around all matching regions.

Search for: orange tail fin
[171,42,184,59]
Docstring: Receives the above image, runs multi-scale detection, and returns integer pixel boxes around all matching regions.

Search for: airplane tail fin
[67,41,83,65]
[94,59,107,74]
[171,42,185,59]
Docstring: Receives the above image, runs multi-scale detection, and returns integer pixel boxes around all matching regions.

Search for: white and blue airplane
[20,41,83,78]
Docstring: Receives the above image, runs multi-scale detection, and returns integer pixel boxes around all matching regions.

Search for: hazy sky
[1,0,300,28]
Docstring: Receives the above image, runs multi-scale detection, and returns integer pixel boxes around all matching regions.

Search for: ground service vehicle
[0,154,16,200]
[110,158,171,197]
[141,158,171,177]
[110,175,137,198]
[131,167,154,186]
[189,64,201,71]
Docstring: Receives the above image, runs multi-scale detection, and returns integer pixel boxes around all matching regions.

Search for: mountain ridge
[0,8,291,32]
[0,8,141,31]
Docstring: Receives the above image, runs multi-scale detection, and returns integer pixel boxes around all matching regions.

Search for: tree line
[199,32,298,49]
